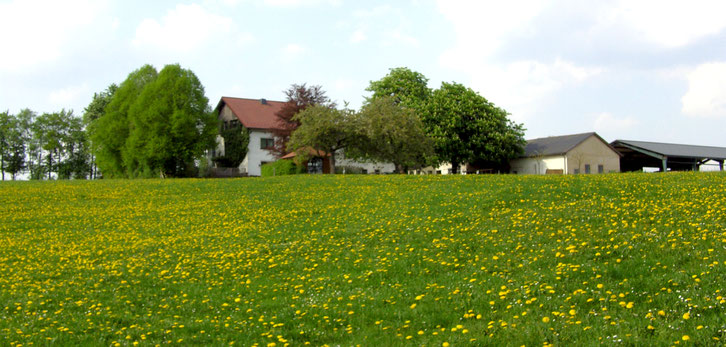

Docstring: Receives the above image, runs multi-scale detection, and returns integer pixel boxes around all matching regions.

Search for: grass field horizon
[1,172,725,346]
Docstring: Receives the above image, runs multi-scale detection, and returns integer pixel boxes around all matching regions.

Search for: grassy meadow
[1,172,725,346]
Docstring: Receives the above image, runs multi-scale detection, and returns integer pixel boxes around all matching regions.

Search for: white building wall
[241,130,277,176]
[336,150,396,174]
[510,155,566,174]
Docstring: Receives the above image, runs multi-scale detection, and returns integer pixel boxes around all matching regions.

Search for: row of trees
[280,68,526,174]
[0,109,90,180]
[1,64,217,180]
[86,64,217,178]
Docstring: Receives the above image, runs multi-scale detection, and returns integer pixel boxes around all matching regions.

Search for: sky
[1,0,726,147]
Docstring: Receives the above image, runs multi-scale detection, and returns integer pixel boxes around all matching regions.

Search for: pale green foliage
[352,97,434,172]
[287,104,362,173]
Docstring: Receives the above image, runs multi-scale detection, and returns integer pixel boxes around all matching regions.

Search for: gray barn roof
[523,132,612,157]
[611,140,726,160]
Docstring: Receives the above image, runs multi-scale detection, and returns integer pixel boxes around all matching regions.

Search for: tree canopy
[366,67,431,112]
[270,83,332,158]
[422,82,525,173]
[287,104,361,174]
[352,97,434,173]
[87,64,216,178]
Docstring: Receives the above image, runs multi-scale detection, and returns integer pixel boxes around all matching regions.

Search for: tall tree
[0,111,11,180]
[33,109,84,179]
[270,83,332,158]
[366,67,431,112]
[287,104,361,174]
[352,97,434,173]
[84,84,117,179]
[15,109,42,179]
[1,112,27,180]
[423,82,525,173]
[89,65,157,178]
[125,64,216,178]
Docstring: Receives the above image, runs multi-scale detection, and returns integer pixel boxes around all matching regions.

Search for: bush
[261,160,305,177]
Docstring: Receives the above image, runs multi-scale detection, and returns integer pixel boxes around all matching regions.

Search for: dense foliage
[88,64,216,178]
[287,104,361,173]
[423,82,526,173]
[260,159,304,176]
[1,172,725,345]
[353,97,434,172]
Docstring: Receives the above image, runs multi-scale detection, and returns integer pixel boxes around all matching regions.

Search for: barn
[510,132,621,175]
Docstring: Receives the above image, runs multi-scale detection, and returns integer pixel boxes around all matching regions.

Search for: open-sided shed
[611,140,726,172]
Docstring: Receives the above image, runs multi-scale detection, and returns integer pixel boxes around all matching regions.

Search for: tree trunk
[395,163,404,174]
[451,161,459,174]
[328,151,336,174]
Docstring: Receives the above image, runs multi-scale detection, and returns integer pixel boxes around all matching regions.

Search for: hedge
[261,160,305,177]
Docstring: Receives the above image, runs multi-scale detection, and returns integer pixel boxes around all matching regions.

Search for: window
[598,164,604,174]
[260,138,274,149]
[585,164,591,174]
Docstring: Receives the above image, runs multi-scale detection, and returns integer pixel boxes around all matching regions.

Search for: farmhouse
[215,97,283,176]
[214,96,395,176]
[510,132,621,174]
[611,139,726,172]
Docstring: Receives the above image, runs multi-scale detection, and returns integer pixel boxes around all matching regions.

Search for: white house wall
[242,130,277,176]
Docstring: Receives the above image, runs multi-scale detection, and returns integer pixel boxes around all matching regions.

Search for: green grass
[1,172,725,346]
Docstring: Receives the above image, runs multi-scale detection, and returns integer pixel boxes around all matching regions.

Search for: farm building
[510,132,621,175]
[611,140,726,172]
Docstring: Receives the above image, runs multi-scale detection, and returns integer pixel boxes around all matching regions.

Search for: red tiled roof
[217,97,286,130]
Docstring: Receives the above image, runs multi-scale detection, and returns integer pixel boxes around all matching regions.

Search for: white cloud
[263,0,341,7]
[437,0,548,63]
[0,0,108,71]
[593,112,638,132]
[681,62,726,118]
[49,83,89,108]
[350,29,367,43]
[281,43,307,62]
[464,59,603,122]
[602,0,726,48]
[132,4,234,53]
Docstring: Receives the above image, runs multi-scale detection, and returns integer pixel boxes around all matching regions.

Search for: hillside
[1,173,725,345]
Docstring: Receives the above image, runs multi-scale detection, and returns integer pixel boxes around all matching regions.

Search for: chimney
[260,98,267,105]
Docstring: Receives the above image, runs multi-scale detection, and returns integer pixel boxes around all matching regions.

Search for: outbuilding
[611,140,726,172]
[510,132,621,174]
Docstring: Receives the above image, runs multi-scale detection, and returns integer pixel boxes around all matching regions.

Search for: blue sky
[1,0,726,146]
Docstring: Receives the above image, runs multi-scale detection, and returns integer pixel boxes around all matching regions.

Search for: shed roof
[611,140,726,160]
[522,132,614,157]
[216,97,286,130]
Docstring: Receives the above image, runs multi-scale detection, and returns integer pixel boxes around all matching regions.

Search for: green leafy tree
[0,111,12,180]
[89,65,157,178]
[84,84,117,178]
[32,109,89,179]
[125,64,216,178]
[1,112,27,180]
[352,97,434,173]
[366,67,431,112]
[287,104,361,174]
[423,82,525,173]
[14,109,43,179]
[270,83,333,158]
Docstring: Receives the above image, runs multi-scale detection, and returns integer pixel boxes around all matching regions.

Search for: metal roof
[611,140,726,160]
[523,132,603,157]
